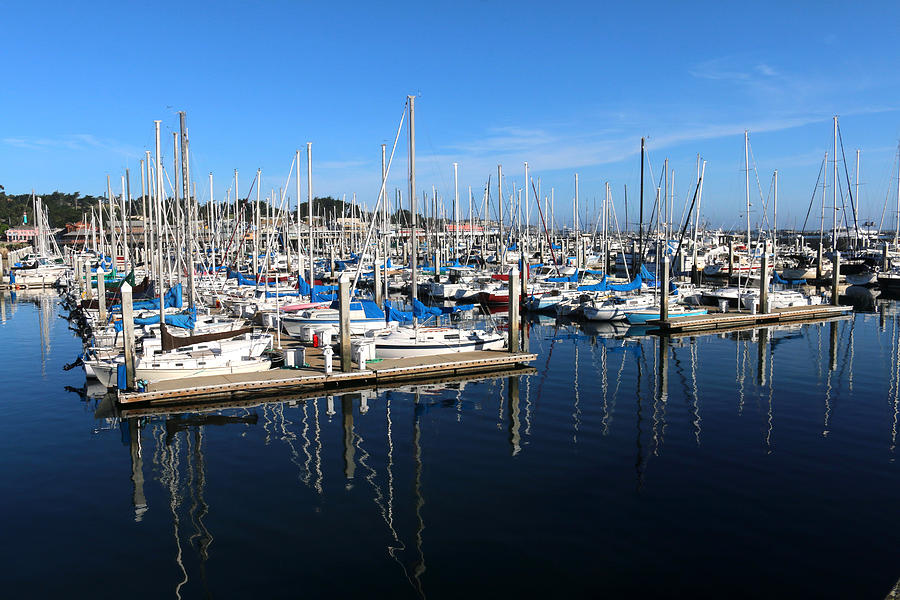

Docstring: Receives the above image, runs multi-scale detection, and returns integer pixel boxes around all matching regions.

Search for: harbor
[7,1,900,596]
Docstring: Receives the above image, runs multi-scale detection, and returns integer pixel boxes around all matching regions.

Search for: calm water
[3,289,900,598]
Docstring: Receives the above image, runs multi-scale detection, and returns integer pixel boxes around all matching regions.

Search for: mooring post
[374,262,382,307]
[832,250,841,306]
[338,273,352,372]
[121,281,136,390]
[728,240,734,278]
[84,260,93,300]
[0,250,5,284]
[759,242,769,314]
[660,255,669,323]
[883,242,890,271]
[508,266,520,353]
[97,267,107,321]
[520,262,529,353]
[330,246,336,280]
[816,242,823,280]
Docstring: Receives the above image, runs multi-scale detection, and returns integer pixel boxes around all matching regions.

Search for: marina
[6,2,900,596]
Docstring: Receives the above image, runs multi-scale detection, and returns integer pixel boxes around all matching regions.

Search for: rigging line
[801,155,827,232]
[836,121,860,240]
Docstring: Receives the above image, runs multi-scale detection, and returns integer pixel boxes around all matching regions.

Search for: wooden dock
[116,364,537,418]
[117,350,537,405]
[649,304,852,334]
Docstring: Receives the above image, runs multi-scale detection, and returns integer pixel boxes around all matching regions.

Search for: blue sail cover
[383,299,474,323]
[773,270,806,286]
[113,309,196,332]
[295,276,338,301]
[226,269,257,286]
[547,269,579,283]
[111,283,182,312]
[326,299,385,319]
[578,275,608,292]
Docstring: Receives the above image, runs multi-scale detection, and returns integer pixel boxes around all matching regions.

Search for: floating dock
[649,304,852,334]
[117,349,537,405]
[116,364,536,418]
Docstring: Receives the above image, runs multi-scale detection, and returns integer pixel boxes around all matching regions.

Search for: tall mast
[408,95,418,320]
[833,116,838,252]
[498,165,503,265]
[121,174,129,269]
[453,162,459,258]
[637,137,645,273]
[154,120,165,329]
[307,142,314,300]
[895,141,900,245]
[523,161,529,266]
[179,112,194,309]
[773,170,778,268]
[574,172,579,269]
[855,149,860,248]
[744,130,751,262]
[821,152,828,255]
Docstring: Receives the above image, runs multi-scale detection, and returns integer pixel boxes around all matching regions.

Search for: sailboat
[374,96,505,358]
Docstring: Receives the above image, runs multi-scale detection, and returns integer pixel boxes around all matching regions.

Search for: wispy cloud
[2,134,139,157]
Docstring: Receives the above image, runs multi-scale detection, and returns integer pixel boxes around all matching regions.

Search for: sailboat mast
[855,149,860,248]
[453,162,459,259]
[895,141,900,245]
[498,165,503,265]
[833,116,838,251]
[773,170,778,268]
[744,130,750,264]
[307,143,314,300]
[154,120,165,328]
[408,95,418,322]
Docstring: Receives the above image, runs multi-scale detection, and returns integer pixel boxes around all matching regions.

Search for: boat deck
[117,349,537,405]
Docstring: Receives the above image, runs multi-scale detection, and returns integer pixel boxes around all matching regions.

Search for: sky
[2,0,900,230]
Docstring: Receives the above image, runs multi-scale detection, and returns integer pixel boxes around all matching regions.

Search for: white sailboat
[374,96,505,358]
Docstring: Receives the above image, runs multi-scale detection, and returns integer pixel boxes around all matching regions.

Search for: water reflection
[21,284,900,597]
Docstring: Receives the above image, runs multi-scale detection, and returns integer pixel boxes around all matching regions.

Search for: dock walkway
[650,304,851,334]
[118,350,537,405]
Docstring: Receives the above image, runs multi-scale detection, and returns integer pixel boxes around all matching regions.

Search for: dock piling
[338,273,351,372]
[728,240,734,277]
[97,268,107,321]
[884,243,890,271]
[121,281,136,390]
[84,260,93,300]
[760,242,769,314]
[374,262,382,306]
[508,267,520,353]
[816,243,823,280]
[520,263,529,353]
[660,256,669,322]
[832,250,841,306]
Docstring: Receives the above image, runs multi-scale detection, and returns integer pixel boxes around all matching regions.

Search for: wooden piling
[816,243,823,280]
[84,260,93,300]
[728,240,734,277]
[508,267,520,353]
[338,273,351,372]
[97,268,107,321]
[759,242,769,314]
[832,250,840,306]
[121,281,136,390]
[374,262,382,306]
[520,263,529,353]
[660,256,669,322]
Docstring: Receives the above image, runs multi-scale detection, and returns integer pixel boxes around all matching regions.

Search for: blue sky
[3,0,900,230]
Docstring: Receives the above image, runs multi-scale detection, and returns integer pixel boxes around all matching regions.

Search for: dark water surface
[2,290,900,598]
